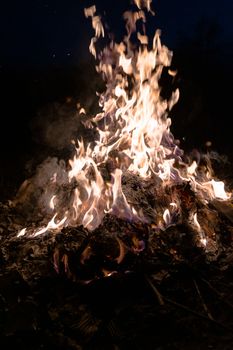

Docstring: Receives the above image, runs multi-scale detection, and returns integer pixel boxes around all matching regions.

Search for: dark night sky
[1,0,233,68]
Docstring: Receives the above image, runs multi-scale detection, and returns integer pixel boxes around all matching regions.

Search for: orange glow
[19,1,231,247]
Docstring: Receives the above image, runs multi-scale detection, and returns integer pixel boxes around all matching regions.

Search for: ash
[1,170,233,349]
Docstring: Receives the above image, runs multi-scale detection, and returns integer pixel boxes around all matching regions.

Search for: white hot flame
[211,180,230,200]
[17,228,27,237]
[193,213,207,247]
[33,214,67,237]
[49,195,56,210]
[17,3,231,240]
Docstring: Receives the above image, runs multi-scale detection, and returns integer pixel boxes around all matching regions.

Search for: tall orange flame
[18,1,231,239]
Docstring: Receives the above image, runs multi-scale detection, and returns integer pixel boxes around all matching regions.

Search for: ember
[1,1,233,348]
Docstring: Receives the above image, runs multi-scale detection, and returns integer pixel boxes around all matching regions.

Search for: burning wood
[11,1,231,239]
[0,2,233,347]
[1,1,230,281]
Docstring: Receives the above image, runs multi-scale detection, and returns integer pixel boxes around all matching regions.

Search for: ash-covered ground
[1,155,233,349]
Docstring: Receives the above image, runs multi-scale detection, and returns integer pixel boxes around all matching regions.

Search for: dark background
[1,0,233,198]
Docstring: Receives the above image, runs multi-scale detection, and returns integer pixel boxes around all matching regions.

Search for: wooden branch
[145,275,164,306]
[146,275,233,334]
[193,279,214,320]
[200,277,233,313]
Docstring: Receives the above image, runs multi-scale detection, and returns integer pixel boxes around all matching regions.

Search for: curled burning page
[16,1,231,244]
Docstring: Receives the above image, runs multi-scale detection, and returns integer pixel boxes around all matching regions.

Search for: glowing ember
[16,1,231,249]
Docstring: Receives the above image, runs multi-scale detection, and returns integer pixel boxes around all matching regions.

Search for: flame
[18,2,231,245]
[110,169,136,220]
[187,161,197,176]
[211,179,230,200]
[49,195,56,210]
[33,214,67,237]
[192,212,207,247]
[163,209,171,226]
[17,228,27,237]
[162,202,179,229]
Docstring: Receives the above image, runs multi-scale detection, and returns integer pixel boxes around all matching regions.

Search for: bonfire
[1,1,233,348]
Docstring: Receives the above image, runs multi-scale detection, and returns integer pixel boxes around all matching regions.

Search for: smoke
[14,157,67,218]
[31,102,80,150]
[30,99,97,152]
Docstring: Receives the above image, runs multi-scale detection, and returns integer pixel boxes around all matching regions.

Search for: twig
[200,277,233,313]
[145,276,164,305]
[193,279,214,320]
[165,297,233,332]
[146,275,233,333]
